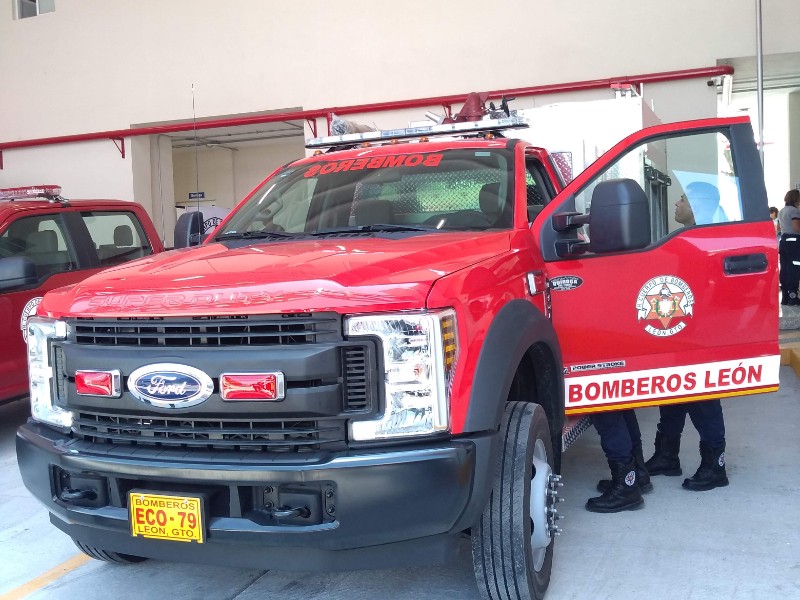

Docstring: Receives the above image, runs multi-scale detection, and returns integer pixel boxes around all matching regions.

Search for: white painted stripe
[564,355,781,410]
[1,554,90,600]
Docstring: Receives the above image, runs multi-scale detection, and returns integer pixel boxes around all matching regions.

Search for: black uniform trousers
[591,409,641,464]
[779,233,800,303]
[658,400,725,447]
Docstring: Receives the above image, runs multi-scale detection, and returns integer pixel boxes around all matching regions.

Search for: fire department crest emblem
[20,296,42,342]
[636,275,694,337]
[624,470,636,486]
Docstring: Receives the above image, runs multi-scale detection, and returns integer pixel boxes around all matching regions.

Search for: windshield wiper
[310,224,436,235]
[215,230,295,241]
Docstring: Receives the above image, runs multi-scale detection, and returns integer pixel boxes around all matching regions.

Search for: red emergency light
[75,370,122,397]
[0,185,62,200]
[220,372,285,401]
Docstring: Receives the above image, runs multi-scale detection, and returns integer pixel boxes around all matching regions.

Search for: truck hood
[41,233,511,317]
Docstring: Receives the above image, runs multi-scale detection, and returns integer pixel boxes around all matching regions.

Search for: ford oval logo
[128,363,214,408]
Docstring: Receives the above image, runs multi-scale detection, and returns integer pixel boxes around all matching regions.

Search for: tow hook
[265,505,310,519]
[60,488,97,501]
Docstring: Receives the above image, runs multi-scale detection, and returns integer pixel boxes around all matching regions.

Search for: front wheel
[72,539,148,565]
[471,402,562,600]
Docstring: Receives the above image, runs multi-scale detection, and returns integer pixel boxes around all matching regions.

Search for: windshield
[217,148,515,239]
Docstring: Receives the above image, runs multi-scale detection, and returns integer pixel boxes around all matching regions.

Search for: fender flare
[462,299,564,433]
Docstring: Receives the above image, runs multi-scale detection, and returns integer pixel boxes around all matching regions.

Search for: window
[0,215,76,279]
[17,0,55,19]
[524,157,555,222]
[81,212,152,267]
[573,130,743,245]
[219,149,516,236]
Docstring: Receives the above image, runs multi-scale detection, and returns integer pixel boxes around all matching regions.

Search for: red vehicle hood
[40,233,511,318]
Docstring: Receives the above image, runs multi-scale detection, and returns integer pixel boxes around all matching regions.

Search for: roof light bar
[0,185,62,200]
[306,116,529,149]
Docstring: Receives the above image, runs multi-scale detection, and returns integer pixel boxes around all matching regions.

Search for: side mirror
[0,256,38,290]
[174,212,203,249]
[588,179,651,253]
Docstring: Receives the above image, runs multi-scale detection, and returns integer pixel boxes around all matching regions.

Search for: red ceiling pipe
[0,66,733,152]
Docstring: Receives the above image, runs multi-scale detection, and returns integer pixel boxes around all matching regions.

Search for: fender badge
[636,275,695,337]
[549,276,583,291]
[20,296,43,342]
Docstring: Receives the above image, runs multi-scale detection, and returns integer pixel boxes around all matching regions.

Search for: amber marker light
[441,314,457,379]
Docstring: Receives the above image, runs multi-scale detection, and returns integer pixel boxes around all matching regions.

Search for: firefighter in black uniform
[645,182,729,491]
[587,182,729,512]
[778,189,800,305]
[585,410,652,513]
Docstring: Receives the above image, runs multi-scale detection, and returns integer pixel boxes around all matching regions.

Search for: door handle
[723,253,768,275]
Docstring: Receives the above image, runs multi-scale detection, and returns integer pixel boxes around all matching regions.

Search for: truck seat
[355,200,395,225]
[98,225,141,264]
[25,230,71,277]
[479,182,512,227]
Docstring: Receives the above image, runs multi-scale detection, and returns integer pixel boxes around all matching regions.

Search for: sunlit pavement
[2,368,799,600]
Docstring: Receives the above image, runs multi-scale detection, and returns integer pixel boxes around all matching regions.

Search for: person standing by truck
[770,206,781,239]
[778,189,800,305]
[586,410,652,513]
[645,182,729,491]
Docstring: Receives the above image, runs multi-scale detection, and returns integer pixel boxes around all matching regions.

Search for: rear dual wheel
[472,402,560,600]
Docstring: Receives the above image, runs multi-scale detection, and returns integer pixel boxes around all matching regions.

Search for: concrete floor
[779,302,800,330]
[1,367,799,600]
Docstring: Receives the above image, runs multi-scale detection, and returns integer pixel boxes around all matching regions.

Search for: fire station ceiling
[133,109,306,153]
[720,52,800,94]
[167,120,305,152]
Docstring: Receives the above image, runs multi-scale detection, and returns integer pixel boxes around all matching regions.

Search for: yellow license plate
[129,492,204,543]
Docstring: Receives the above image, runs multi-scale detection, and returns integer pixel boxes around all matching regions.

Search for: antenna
[192,83,200,214]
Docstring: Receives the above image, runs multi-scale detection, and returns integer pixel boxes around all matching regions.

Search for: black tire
[472,402,558,600]
[72,539,148,565]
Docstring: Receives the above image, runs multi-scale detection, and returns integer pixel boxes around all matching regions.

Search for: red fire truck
[16,99,779,599]
[0,185,164,404]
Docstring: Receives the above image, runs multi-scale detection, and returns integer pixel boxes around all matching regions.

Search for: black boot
[645,426,682,476]
[586,460,644,513]
[682,442,729,491]
[596,445,653,494]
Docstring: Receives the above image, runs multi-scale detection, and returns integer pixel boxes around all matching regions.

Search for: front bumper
[16,421,496,571]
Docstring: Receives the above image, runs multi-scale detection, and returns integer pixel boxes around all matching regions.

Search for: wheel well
[507,342,564,464]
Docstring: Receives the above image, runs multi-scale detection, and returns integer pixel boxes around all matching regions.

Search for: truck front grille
[70,313,341,347]
[72,411,347,452]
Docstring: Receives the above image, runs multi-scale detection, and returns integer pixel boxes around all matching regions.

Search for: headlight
[346,310,457,441]
[27,316,71,428]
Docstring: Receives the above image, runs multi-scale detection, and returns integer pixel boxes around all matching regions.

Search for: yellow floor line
[0,554,91,600]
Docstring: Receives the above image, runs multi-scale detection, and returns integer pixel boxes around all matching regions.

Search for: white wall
[131,135,177,246]
[723,91,792,207]
[1,0,798,142]
[173,136,305,211]
[174,148,235,210]
[789,92,800,192]
[232,138,305,203]
[0,142,134,200]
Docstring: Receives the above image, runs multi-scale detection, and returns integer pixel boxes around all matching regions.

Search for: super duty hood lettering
[43,234,511,316]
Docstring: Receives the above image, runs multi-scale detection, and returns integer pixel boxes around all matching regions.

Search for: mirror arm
[555,239,591,257]
[552,211,590,232]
